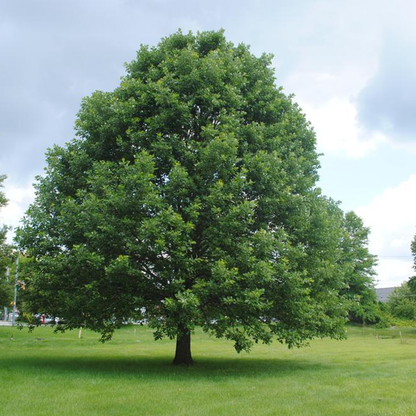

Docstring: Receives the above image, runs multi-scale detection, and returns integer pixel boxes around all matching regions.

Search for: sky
[1,0,415,287]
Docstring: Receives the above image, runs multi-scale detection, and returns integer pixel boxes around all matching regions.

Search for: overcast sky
[1,0,415,287]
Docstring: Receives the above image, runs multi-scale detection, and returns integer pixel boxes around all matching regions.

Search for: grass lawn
[1,325,416,416]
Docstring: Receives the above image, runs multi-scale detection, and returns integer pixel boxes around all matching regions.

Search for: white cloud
[306,99,386,158]
[374,259,413,288]
[356,175,416,287]
[283,63,384,158]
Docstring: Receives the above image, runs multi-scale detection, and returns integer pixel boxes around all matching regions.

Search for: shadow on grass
[0,354,327,380]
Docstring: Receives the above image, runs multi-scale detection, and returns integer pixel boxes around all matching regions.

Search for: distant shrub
[373,313,393,329]
[347,297,389,326]
[387,284,416,320]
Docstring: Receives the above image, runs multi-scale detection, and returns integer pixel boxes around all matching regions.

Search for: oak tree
[18,31,348,364]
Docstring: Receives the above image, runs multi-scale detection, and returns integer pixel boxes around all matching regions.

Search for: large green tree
[18,30,348,364]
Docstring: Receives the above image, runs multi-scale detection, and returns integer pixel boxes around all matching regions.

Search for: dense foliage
[387,283,416,320]
[18,30,352,364]
[340,212,381,324]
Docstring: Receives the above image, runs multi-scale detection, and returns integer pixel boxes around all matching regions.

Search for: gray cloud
[357,36,416,142]
[0,0,193,181]
[0,1,255,181]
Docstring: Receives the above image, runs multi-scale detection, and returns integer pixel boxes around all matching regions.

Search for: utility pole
[3,267,9,321]
[12,255,19,327]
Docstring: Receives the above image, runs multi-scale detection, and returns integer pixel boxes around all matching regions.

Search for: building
[375,287,396,303]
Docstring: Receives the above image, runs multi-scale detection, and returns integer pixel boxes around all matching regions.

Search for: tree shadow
[0,354,328,380]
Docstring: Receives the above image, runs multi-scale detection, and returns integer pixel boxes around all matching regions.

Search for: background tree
[339,211,381,324]
[408,236,416,295]
[387,283,416,320]
[18,30,349,365]
[0,175,13,315]
[385,237,416,322]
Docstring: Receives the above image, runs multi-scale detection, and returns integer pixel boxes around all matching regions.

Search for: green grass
[1,325,416,415]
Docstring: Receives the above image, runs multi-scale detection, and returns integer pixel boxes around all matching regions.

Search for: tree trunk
[173,327,193,365]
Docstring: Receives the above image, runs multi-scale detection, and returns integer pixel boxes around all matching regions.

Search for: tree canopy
[18,30,351,364]
[340,211,380,324]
